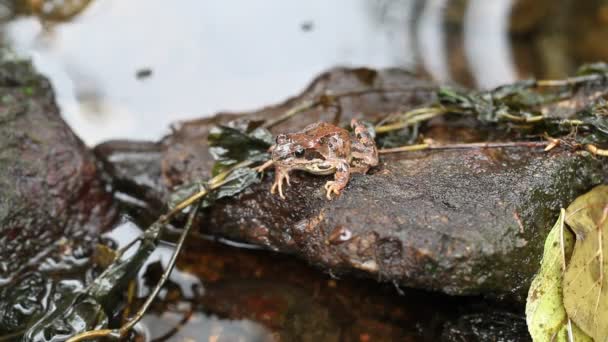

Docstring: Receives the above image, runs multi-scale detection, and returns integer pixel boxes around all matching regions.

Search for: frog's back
[301,121,349,141]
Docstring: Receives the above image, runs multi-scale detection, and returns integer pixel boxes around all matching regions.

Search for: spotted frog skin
[258,119,378,200]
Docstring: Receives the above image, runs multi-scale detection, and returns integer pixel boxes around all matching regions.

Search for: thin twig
[119,203,201,337]
[536,74,605,87]
[375,107,446,134]
[162,160,253,220]
[151,306,195,342]
[66,161,256,342]
[586,144,608,156]
[262,99,316,129]
[262,87,437,129]
[378,141,549,154]
[66,202,203,342]
[496,113,545,123]
[544,135,561,152]
[378,143,430,154]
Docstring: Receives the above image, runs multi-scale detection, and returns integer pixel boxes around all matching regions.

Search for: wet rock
[96,67,607,300]
[0,57,116,279]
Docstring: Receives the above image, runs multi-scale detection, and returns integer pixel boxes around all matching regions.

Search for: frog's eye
[276,134,288,144]
[294,147,305,157]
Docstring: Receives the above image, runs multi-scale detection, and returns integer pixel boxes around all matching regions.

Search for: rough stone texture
[0,58,116,279]
[96,67,607,300]
[198,148,604,301]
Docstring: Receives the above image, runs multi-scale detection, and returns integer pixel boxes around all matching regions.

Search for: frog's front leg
[256,159,274,173]
[323,159,350,200]
[270,165,291,199]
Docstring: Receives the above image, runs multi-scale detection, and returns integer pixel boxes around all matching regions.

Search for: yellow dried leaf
[564,184,608,342]
[526,209,592,342]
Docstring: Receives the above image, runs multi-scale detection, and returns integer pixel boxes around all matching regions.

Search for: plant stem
[119,202,201,337]
[375,108,446,134]
[162,160,253,220]
[262,99,316,129]
[378,141,549,154]
[64,329,115,342]
[536,74,605,87]
[496,113,545,123]
[66,203,202,342]
[378,143,430,154]
[585,144,608,156]
[65,161,255,342]
[262,87,437,129]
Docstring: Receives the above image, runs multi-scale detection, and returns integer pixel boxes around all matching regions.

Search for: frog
[257,119,378,200]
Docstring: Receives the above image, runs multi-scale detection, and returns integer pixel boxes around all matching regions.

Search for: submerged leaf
[526,209,592,342]
[0,273,47,332]
[563,185,608,341]
[208,120,273,175]
[23,293,108,342]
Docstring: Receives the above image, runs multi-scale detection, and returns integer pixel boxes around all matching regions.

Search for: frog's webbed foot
[324,181,343,200]
[270,168,291,199]
[323,159,349,200]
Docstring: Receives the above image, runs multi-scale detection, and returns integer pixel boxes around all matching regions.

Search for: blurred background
[1,0,607,145]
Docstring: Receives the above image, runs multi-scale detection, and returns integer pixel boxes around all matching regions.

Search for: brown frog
[257,119,378,200]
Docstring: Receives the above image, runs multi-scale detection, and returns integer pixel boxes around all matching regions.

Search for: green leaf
[168,182,206,210]
[208,120,273,176]
[576,62,608,76]
[205,167,260,205]
[563,185,608,342]
[437,84,545,123]
[526,209,592,342]
[169,167,260,210]
[576,100,608,136]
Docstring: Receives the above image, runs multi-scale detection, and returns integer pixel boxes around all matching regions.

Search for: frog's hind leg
[350,164,371,174]
[351,119,375,146]
[350,119,378,170]
[324,160,350,200]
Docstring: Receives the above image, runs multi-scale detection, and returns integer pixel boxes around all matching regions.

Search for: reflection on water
[141,313,273,342]
[126,231,528,341]
[3,0,608,145]
[2,0,413,145]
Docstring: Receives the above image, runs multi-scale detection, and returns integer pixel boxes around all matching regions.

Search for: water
[4,0,603,145]
[3,0,412,145]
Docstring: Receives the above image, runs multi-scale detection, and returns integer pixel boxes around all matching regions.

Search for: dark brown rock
[96,67,607,300]
[0,57,116,279]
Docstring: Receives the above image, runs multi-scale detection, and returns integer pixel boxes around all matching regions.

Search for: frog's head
[271,134,331,174]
